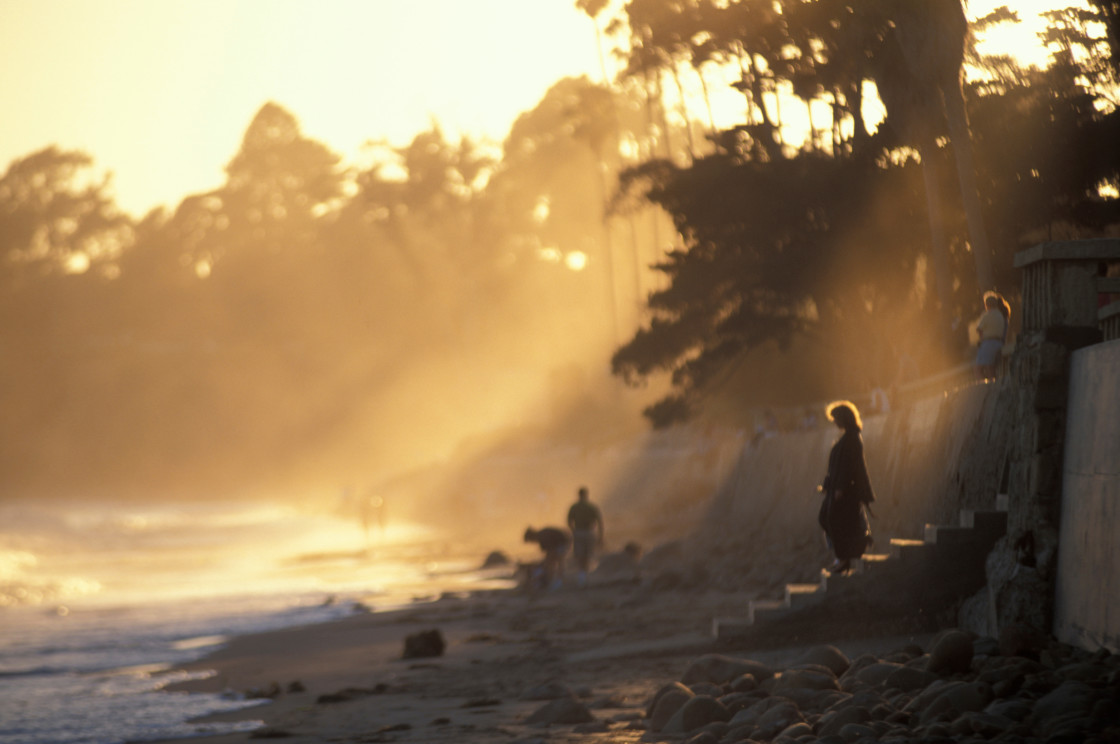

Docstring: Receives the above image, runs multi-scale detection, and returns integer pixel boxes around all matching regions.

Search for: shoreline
[148,576,939,744]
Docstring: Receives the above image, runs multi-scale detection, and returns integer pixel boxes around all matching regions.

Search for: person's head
[983,291,1001,311]
[523,527,537,543]
[826,400,862,432]
[577,486,589,502]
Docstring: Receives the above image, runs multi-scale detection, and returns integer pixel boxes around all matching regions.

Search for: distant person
[974,291,1010,381]
[566,486,604,588]
[817,401,876,575]
[523,526,570,590]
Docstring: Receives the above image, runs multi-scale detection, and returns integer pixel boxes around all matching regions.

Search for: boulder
[928,630,974,675]
[817,705,872,738]
[752,701,806,741]
[853,661,905,687]
[662,695,730,734]
[794,645,851,676]
[1028,680,1098,737]
[402,628,445,659]
[884,665,938,692]
[649,683,694,732]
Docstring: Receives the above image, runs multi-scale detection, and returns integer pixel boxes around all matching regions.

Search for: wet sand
[152,576,936,744]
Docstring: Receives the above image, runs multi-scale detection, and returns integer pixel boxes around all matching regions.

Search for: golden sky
[0,0,1067,218]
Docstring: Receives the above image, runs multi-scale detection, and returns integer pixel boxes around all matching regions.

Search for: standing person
[974,291,1010,381]
[566,486,604,588]
[523,526,570,591]
[818,401,876,575]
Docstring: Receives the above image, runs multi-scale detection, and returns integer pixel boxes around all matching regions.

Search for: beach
[152,574,939,744]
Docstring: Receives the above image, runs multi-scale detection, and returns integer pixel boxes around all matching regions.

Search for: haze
[0,0,1092,607]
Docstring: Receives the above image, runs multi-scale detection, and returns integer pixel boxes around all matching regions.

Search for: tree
[0,146,131,285]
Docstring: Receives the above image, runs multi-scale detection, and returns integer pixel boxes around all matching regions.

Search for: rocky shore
[641,626,1120,743]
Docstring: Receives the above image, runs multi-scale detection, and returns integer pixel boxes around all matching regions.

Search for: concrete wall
[1054,339,1120,652]
[693,381,1011,569]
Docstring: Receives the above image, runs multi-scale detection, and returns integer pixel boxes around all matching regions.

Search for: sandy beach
[153,572,939,744]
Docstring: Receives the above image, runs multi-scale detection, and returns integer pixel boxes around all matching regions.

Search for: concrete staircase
[712,495,1009,641]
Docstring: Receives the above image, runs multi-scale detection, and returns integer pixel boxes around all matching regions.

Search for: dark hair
[827,400,862,432]
[578,486,589,499]
[984,290,1011,322]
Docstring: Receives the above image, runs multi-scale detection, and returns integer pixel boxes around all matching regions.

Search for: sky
[0,0,604,216]
[0,0,1069,218]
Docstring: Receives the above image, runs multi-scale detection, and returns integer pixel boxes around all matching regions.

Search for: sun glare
[565,251,589,271]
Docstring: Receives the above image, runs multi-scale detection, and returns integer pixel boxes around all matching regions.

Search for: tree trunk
[918,130,954,344]
[941,79,994,293]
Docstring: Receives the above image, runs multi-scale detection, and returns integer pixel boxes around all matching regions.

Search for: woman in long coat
[818,401,876,574]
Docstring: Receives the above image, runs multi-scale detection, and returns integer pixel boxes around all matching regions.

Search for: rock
[571,719,610,733]
[973,636,1001,658]
[817,705,872,738]
[853,661,905,687]
[928,630,974,675]
[525,697,594,726]
[838,722,877,741]
[794,645,851,676]
[682,730,722,744]
[984,698,1033,721]
[647,681,693,718]
[681,654,774,685]
[402,628,445,659]
[481,550,510,568]
[728,696,797,728]
[285,680,305,694]
[775,721,814,740]
[662,695,730,734]
[649,683,694,732]
[955,710,1016,737]
[1057,661,1111,683]
[884,665,938,692]
[774,667,839,692]
[688,682,724,698]
[729,673,758,692]
[1029,680,1098,736]
[752,701,806,741]
[917,680,993,726]
[521,680,575,700]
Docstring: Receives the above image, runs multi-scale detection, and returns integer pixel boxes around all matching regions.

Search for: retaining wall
[1054,338,1120,652]
[696,381,1012,562]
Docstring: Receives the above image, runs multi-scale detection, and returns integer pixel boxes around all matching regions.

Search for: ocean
[0,497,515,744]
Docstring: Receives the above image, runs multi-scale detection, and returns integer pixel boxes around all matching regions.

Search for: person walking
[818,401,876,575]
[566,486,603,588]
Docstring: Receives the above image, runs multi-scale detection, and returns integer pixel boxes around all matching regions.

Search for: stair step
[890,538,935,563]
[786,583,826,609]
[749,599,789,624]
[924,524,983,545]
[857,553,891,569]
[712,616,752,640]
